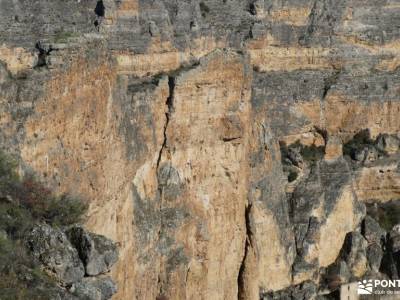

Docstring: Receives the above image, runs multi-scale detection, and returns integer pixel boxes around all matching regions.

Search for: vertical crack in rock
[156,76,175,170]
[238,202,253,300]
[156,75,176,296]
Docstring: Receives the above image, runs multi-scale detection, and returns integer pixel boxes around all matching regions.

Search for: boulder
[366,244,384,273]
[325,260,351,287]
[66,226,118,276]
[340,232,368,277]
[376,134,400,154]
[25,224,85,284]
[292,257,317,285]
[70,276,117,300]
[362,216,386,245]
[69,280,102,300]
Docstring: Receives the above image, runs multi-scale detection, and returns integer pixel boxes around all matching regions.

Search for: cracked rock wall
[1,0,400,299]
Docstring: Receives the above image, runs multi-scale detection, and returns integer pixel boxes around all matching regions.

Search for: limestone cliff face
[1,0,400,299]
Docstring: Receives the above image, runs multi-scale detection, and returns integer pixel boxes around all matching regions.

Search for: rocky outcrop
[26,224,85,284]
[26,224,118,300]
[1,0,400,299]
[70,276,118,300]
[67,226,119,276]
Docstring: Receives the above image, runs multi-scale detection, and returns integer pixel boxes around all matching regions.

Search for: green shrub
[0,236,58,300]
[342,129,380,159]
[43,194,88,226]
[280,140,325,166]
[0,150,88,227]
[0,151,19,200]
[0,203,33,239]
[299,144,325,163]
[18,176,88,226]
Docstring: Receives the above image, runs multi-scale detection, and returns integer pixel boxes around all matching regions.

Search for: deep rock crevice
[156,76,175,171]
[238,202,254,300]
[156,75,176,296]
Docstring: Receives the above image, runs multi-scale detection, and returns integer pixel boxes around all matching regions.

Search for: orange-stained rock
[1,0,400,299]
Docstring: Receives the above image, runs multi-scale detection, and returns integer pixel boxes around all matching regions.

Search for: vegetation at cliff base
[0,150,88,299]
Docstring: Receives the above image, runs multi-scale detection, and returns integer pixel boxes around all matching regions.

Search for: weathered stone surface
[354,161,400,204]
[25,224,85,284]
[1,0,400,299]
[389,225,400,253]
[66,226,119,276]
[339,232,368,278]
[366,243,384,273]
[376,134,400,155]
[261,281,318,300]
[362,216,386,246]
[325,260,351,287]
[69,281,102,300]
[70,276,117,300]
[24,224,118,299]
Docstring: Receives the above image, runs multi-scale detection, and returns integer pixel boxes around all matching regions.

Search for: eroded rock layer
[1,0,400,299]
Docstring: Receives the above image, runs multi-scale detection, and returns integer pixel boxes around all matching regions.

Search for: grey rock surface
[69,276,117,300]
[366,243,384,273]
[261,281,318,300]
[363,216,386,246]
[83,276,117,300]
[66,226,118,276]
[376,134,400,154]
[389,225,400,253]
[25,224,85,284]
[1,0,400,298]
[326,260,351,286]
[24,224,118,299]
[340,232,368,276]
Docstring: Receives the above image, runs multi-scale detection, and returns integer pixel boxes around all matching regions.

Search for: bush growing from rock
[19,175,88,226]
[0,150,88,228]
